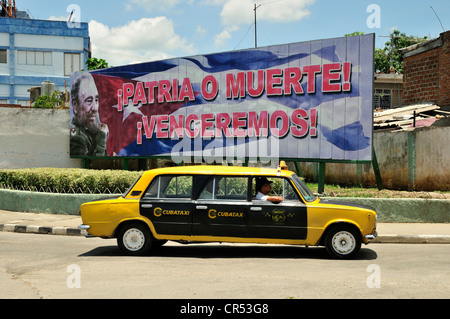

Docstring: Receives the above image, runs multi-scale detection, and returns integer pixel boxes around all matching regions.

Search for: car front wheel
[117,222,153,256]
[324,225,361,259]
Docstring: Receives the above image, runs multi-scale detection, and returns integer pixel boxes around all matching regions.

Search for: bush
[0,168,141,194]
[33,91,64,109]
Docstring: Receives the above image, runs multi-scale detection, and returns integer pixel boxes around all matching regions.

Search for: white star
[112,99,144,122]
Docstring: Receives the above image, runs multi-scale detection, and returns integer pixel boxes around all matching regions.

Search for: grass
[1,167,448,199]
[305,182,450,199]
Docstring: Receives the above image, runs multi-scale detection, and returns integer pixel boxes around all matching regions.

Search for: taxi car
[78,162,377,259]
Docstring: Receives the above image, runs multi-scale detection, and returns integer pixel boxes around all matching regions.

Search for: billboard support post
[293,161,303,178]
[318,162,326,194]
[82,159,90,169]
[372,147,383,190]
[123,158,129,170]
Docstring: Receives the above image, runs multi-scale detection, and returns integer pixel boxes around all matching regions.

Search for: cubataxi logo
[208,209,244,219]
[153,207,190,217]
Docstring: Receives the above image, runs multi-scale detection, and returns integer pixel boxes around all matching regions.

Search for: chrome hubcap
[332,231,355,255]
[123,228,145,251]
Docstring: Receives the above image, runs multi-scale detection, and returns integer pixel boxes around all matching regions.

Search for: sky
[17,0,450,67]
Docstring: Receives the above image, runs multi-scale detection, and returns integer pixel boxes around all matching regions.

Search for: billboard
[70,34,374,163]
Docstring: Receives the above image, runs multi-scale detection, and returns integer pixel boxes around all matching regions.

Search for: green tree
[86,57,110,70]
[375,30,428,74]
[346,30,429,74]
[374,48,390,74]
[33,91,64,109]
[344,31,365,37]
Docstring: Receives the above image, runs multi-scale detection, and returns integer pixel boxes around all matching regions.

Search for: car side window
[144,175,192,199]
[252,177,300,202]
[198,176,248,201]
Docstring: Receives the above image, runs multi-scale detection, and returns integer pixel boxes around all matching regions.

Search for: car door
[248,177,307,240]
[140,175,193,236]
[192,176,250,238]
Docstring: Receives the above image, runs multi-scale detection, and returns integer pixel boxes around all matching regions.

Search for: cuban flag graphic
[77,34,373,162]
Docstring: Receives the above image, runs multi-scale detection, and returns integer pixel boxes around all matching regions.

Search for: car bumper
[78,224,95,238]
[365,231,378,240]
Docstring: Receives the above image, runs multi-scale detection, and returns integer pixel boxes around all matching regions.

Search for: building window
[0,49,7,63]
[374,89,392,109]
[18,50,52,66]
[64,53,81,76]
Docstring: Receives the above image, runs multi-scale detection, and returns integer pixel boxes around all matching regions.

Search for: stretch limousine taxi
[78,162,377,259]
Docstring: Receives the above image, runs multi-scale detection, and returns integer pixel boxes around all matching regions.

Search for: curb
[372,234,450,244]
[1,223,450,243]
[0,223,84,236]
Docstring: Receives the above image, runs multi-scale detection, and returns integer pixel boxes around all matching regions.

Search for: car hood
[318,198,376,212]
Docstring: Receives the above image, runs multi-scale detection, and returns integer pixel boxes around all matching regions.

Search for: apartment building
[0,10,89,105]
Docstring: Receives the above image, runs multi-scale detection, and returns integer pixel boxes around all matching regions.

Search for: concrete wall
[300,125,450,191]
[0,107,81,169]
[0,189,117,215]
[0,189,448,223]
[415,126,450,190]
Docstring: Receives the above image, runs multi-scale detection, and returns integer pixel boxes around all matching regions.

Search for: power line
[233,0,289,50]
[430,6,445,32]
[233,21,254,50]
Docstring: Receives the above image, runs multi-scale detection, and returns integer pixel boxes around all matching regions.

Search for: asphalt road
[1,231,449,299]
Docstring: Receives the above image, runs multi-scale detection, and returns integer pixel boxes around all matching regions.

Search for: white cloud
[220,0,253,26]
[125,0,181,12]
[258,0,315,23]
[195,25,208,39]
[89,17,195,66]
[221,0,315,26]
[214,0,315,47]
[48,15,67,21]
[214,29,232,47]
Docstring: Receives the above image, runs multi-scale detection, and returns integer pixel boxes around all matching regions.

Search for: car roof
[141,164,293,178]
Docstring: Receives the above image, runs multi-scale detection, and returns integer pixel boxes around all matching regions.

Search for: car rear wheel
[117,222,152,256]
[325,225,361,259]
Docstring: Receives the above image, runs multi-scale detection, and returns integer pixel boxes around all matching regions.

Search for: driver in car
[255,177,283,203]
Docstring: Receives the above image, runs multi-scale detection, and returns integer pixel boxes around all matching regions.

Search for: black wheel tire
[324,225,361,259]
[117,222,153,256]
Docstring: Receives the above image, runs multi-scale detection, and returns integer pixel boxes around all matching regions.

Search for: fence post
[407,130,416,191]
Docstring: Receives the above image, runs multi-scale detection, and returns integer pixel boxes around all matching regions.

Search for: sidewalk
[0,209,449,243]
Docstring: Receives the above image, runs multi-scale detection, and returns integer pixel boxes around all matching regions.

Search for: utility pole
[0,0,17,18]
[254,3,261,48]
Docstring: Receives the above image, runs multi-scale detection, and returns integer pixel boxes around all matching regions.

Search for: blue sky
[18,0,449,66]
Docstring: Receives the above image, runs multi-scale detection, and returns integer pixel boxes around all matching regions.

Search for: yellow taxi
[78,162,377,259]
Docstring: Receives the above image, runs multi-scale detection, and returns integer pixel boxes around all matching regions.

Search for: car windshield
[122,173,143,197]
[290,173,316,202]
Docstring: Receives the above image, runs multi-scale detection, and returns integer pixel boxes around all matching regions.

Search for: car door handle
[196,205,208,210]
[250,207,262,211]
[141,204,152,208]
